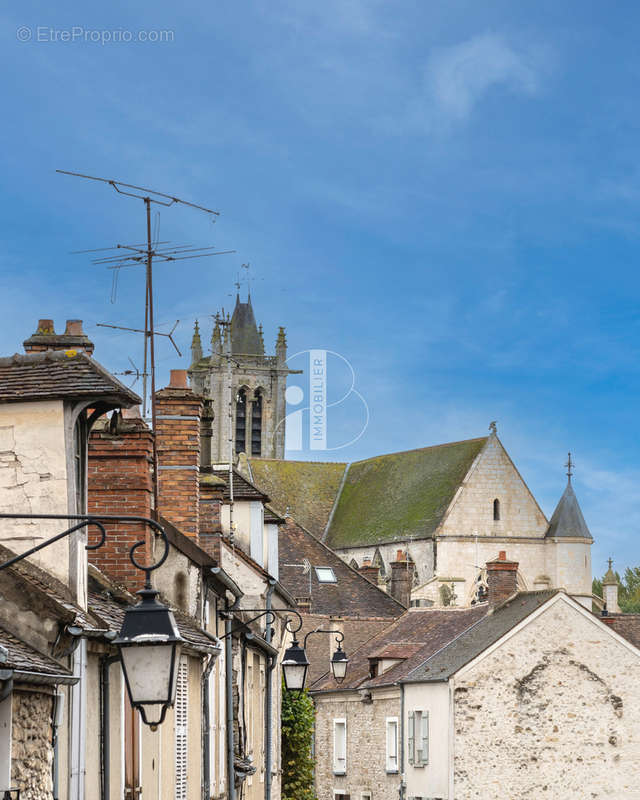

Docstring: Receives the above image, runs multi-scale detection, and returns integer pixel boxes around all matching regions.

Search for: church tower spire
[190,320,203,365]
[187,290,294,462]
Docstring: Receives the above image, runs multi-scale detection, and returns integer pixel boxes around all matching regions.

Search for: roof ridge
[249,457,349,466]
[349,436,489,466]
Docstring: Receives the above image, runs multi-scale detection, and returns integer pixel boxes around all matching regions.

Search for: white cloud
[426,33,540,121]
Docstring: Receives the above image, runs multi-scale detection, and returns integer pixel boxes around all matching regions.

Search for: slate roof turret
[545,480,593,540]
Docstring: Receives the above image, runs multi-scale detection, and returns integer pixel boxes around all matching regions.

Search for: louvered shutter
[407,712,415,765]
[175,657,189,800]
[420,711,429,765]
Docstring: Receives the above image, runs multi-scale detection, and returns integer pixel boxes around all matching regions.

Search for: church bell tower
[188,294,293,463]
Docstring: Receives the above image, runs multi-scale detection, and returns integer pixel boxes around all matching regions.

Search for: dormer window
[493,498,500,521]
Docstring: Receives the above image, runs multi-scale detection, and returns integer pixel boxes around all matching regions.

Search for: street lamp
[114,584,182,729]
[0,512,183,730]
[281,637,310,691]
[330,639,349,683]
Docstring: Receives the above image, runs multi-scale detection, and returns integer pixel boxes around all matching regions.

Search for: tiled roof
[326,437,487,549]
[313,605,486,691]
[0,624,74,682]
[213,468,269,501]
[279,517,404,618]
[88,590,221,655]
[601,613,640,650]
[248,458,347,539]
[0,351,140,405]
[545,480,593,540]
[404,590,558,683]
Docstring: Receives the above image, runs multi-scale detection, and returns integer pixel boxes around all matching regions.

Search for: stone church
[188,293,294,462]
[189,295,595,609]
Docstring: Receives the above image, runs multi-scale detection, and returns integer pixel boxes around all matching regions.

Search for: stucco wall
[452,596,640,799]
[403,682,450,800]
[313,689,402,800]
[0,400,71,586]
[11,686,54,800]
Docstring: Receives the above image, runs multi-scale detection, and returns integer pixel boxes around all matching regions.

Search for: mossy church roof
[326,437,487,549]
[248,458,347,538]
[248,436,487,548]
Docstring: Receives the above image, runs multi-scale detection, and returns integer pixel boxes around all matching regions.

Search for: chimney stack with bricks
[155,369,203,538]
[389,549,415,608]
[24,318,95,356]
[486,551,519,610]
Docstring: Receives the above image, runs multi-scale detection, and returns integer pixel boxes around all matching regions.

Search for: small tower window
[235,389,247,454]
[493,498,500,521]
[251,390,263,456]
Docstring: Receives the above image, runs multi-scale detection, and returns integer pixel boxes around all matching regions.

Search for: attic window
[315,567,337,584]
[493,498,500,521]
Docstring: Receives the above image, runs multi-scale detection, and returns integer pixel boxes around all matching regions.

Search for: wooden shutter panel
[408,712,415,765]
[175,657,189,800]
[421,711,429,765]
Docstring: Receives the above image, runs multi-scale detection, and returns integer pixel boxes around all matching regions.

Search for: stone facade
[450,596,640,799]
[11,686,54,800]
[313,688,402,800]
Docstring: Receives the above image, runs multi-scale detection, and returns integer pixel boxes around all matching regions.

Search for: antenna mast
[58,169,223,516]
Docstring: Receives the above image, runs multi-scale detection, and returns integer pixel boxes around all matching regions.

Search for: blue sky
[2,1,639,574]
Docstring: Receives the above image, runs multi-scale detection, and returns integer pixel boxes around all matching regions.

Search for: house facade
[312,553,640,800]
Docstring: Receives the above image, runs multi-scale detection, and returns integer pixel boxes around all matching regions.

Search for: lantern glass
[120,641,180,704]
[282,640,310,691]
[330,647,349,683]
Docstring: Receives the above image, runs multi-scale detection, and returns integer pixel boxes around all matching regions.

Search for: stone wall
[11,686,54,800]
[313,688,402,800]
[452,596,640,799]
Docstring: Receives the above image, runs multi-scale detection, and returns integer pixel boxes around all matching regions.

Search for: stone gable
[452,596,640,799]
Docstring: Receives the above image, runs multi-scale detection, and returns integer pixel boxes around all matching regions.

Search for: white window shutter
[333,719,347,774]
[175,657,189,800]
[421,711,429,765]
[386,718,398,772]
[407,712,415,765]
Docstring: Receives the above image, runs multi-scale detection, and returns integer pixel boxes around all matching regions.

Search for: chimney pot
[169,369,189,389]
[498,550,506,561]
[37,319,55,334]
[65,319,84,336]
[396,549,405,562]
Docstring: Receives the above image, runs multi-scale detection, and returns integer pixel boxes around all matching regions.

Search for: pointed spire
[545,479,593,541]
[190,320,203,365]
[230,292,262,355]
[603,558,617,585]
[211,317,222,355]
[276,326,287,364]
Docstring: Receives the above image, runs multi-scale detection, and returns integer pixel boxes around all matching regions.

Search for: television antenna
[58,169,233,514]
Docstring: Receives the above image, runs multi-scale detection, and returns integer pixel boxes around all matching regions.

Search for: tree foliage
[593,566,640,613]
[281,680,317,800]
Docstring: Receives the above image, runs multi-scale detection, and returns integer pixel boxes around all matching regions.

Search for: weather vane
[565,452,574,480]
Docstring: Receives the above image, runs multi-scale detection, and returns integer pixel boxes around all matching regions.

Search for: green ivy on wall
[281,680,317,800]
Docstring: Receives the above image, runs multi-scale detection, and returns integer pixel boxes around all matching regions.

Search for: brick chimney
[87,408,153,591]
[155,370,203,537]
[389,549,415,608]
[24,318,94,355]
[358,557,380,584]
[486,551,519,610]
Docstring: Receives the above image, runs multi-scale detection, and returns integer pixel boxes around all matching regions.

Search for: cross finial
[489,421,497,434]
[565,452,574,481]
[608,557,613,571]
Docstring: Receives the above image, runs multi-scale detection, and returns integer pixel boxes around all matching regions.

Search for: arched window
[235,389,247,454]
[493,498,500,521]
[251,390,263,456]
